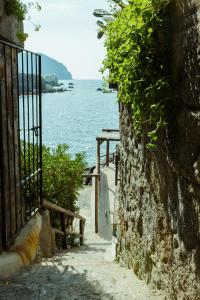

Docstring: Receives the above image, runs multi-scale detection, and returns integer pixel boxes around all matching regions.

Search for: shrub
[22,143,87,230]
[42,144,87,212]
[42,144,87,235]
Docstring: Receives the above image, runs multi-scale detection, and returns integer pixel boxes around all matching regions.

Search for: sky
[24,0,110,79]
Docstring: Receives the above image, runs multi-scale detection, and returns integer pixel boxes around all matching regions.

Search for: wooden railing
[102,129,119,132]
[43,200,86,247]
[100,152,115,167]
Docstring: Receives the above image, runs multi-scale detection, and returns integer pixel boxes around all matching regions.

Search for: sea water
[42,80,119,166]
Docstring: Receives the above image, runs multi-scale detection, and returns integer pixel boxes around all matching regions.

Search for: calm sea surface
[42,80,119,165]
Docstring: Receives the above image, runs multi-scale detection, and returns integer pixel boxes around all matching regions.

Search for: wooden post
[96,139,100,175]
[115,153,119,186]
[96,139,101,233]
[79,219,85,246]
[60,213,67,249]
[106,140,110,167]
[95,176,99,233]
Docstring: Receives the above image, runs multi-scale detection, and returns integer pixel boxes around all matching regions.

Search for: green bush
[21,142,86,248]
[42,144,87,213]
[42,144,87,235]
[22,143,87,227]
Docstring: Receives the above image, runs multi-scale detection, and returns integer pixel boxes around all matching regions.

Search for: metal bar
[4,44,11,243]
[106,141,110,167]
[10,46,17,233]
[16,49,23,227]
[35,55,39,208]
[21,51,27,221]
[26,51,31,217]
[38,55,42,206]
[31,53,35,207]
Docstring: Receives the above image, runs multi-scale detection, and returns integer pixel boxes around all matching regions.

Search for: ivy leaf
[16,31,29,42]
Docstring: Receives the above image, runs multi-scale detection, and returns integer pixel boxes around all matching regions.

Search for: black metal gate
[0,39,42,250]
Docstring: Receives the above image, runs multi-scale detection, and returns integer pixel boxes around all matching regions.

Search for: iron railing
[0,39,42,250]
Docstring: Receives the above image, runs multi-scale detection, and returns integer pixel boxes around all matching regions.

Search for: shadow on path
[0,261,114,300]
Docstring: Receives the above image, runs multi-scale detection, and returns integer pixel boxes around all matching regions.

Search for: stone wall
[117,1,200,299]
[0,0,23,46]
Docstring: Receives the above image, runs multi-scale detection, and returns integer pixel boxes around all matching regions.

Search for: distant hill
[39,53,72,80]
[18,53,72,80]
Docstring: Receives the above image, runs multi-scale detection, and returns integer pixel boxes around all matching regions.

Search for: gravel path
[0,186,165,300]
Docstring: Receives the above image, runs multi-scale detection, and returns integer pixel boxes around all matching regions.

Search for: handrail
[53,227,65,236]
[83,173,100,178]
[43,199,86,221]
[52,227,83,238]
[102,129,119,132]
[100,152,115,158]
[43,199,86,247]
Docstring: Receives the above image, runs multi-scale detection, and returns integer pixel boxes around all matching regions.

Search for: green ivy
[4,0,41,42]
[98,0,171,147]
[4,0,27,21]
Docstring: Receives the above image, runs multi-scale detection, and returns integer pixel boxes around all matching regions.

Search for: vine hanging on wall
[94,0,171,148]
[4,0,41,42]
